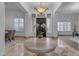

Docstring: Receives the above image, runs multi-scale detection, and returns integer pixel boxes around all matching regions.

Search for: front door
[36,18,46,37]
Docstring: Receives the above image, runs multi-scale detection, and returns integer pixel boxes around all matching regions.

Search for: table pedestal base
[36,53,46,56]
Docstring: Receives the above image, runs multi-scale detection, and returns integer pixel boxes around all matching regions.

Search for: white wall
[30,13,53,37]
[53,13,78,35]
[5,10,79,37]
[5,2,79,37]
[21,12,79,36]
[77,14,79,51]
[0,2,5,55]
[5,5,34,37]
[77,14,79,32]
[25,13,33,36]
[5,10,25,36]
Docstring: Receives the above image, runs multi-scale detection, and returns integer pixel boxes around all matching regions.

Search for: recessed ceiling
[19,2,62,14]
[5,2,79,14]
[5,2,26,13]
[5,2,20,11]
[56,2,79,14]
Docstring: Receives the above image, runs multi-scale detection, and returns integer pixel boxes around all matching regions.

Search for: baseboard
[25,36,35,38]
[58,35,72,36]
[15,36,57,38]
[15,36,26,38]
[15,36,36,38]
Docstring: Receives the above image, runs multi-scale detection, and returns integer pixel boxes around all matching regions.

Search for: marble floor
[5,36,79,56]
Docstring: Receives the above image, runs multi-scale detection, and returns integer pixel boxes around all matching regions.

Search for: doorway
[36,18,46,37]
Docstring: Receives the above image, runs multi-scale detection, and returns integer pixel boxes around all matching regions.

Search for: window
[14,18,24,31]
[57,22,71,31]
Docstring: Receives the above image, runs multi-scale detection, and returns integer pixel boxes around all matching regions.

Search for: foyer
[0,2,79,56]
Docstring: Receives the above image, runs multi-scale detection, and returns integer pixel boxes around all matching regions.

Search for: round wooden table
[24,38,57,56]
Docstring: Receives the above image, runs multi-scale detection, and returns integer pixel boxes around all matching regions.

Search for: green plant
[37,31,44,38]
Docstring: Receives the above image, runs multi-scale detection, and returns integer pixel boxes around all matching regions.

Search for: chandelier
[34,2,48,14]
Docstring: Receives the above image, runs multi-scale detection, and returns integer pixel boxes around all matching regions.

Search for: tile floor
[5,36,79,56]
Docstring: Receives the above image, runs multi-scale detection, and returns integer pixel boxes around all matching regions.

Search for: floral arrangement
[33,23,47,38]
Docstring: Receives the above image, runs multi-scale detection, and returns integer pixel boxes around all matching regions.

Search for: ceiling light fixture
[34,2,48,14]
